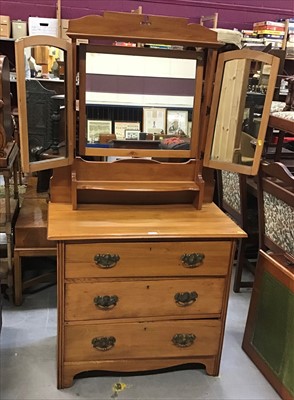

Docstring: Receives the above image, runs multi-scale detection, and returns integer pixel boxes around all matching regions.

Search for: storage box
[0,15,11,38]
[28,17,58,37]
[12,20,27,39]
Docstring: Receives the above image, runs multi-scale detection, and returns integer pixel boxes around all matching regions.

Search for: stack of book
[241,29,264,47]
[253,21,285,48]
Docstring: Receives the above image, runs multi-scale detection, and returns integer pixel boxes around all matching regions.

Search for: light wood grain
[64,319,221,362]
[65,278,225,320]
[48,202,246,240]
[65,241,232,278]
[67,12,220,48]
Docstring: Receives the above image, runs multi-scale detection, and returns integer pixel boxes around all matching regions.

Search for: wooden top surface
[15,198,48,229]
[47,202,246,241]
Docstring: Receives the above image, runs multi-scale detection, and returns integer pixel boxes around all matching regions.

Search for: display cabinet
[15,11,280,389]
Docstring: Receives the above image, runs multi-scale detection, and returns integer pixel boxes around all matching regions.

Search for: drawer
[64,319,221,361]
[65,278,225,321]
[65,241,232,278]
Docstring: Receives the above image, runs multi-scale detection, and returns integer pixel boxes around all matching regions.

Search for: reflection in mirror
[82,47,197,151]
[210,59,271,166]
[24,46,66,163]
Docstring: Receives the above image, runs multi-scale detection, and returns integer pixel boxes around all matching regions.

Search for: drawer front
[65,241,232,278]
[65,278,225,321]
[64,319,221,361]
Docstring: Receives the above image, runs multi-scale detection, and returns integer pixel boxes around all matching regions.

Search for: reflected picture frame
[125,130,140,140]
[167,110,189,136]
[143,107,166,134]
[87,120,112,143]
[114,121,141,140]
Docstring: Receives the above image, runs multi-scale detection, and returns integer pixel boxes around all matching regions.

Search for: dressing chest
[15,11,279,388]
[48,202,244,387]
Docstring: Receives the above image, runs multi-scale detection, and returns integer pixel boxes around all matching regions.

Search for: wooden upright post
[131,6,143,14]
[56,0,62,38]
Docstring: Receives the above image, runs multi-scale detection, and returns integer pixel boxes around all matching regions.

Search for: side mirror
[15,35,74,173]
[204,49,280,175]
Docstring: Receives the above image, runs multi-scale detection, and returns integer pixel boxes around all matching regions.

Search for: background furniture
[243,161,294,400]
[257,161,294,255]
[265,112,294,172]
[242,250,294,400]
[13,177,56,306]
[0,54,19,301]
[216,170,259,292]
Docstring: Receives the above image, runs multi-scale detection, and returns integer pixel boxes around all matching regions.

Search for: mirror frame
[203,48,280,175]
[15,35,74,173]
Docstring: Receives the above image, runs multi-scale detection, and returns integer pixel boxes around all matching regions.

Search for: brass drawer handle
[174,291,198,306]
[94,295,119,310]
[94,254,120,269]
[172,333,196,348]
[92,336,116,351]
[181,253,205,268]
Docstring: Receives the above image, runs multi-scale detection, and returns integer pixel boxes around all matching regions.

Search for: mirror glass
[82,47,197,152]
[24,45,67,163]
[209,58,270,166]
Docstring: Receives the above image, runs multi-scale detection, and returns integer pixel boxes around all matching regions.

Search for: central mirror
[204,49,280,175]
[78,45,202,158]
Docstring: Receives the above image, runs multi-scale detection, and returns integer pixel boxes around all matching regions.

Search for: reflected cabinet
[15,11,279,389]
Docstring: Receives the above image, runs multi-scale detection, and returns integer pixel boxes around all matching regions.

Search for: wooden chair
[13,177,56,306]
[264,112,294,171]
[216,170,259,292]
[257,161,294,256]
[200,13,218,29]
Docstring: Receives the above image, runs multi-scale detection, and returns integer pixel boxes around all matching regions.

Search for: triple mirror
[15,36,279,176]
